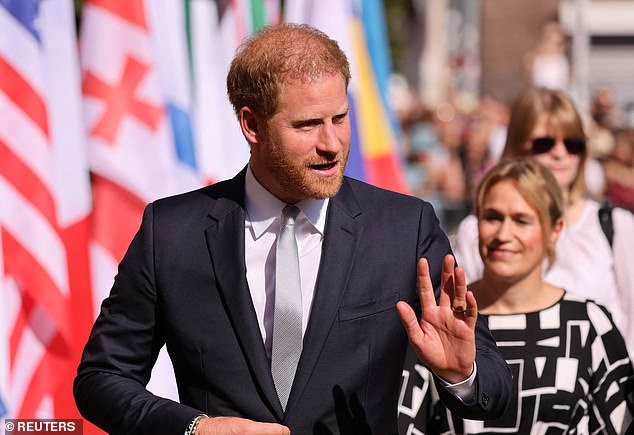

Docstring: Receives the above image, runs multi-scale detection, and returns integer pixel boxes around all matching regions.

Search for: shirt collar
[245,165,329,238]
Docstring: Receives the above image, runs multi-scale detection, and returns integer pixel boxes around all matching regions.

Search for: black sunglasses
[530,136,586,155]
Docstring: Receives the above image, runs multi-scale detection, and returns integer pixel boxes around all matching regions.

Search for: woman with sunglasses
[453,87,634,358]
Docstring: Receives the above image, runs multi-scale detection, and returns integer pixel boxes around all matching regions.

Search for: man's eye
[333,113,347,123]
[295,121,318,129]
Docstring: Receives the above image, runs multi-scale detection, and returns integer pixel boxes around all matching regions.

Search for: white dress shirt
[244,166,329,358]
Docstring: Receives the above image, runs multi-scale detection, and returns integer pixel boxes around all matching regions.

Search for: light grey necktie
[271,205,302,411]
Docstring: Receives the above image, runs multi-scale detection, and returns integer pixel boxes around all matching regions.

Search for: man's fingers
[451,266,468,312]
[464,290,478,328]
[438,255,455,307]
[256,423,291,435]
[396,301,422,342]
[440,254,454,289]
[417,258,437,309]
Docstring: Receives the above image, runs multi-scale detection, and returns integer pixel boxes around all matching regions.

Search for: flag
[188,0,280,184]
[79,0,200,402]
[285,0,408,193]
[146,0,199,190]
[0,0,93,421]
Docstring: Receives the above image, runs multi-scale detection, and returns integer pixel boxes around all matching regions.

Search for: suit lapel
[285,179,362,413]
[204,171,284,420]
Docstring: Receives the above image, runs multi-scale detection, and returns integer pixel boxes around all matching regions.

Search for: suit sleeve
[415,201,512,420]
[74,204,200,435]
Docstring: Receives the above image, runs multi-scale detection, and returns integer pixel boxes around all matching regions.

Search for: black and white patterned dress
[398,293,634,434]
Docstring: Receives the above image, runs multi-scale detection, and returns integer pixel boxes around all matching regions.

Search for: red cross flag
[79,0,200,406]
[83,56,163,144]
[80,0,194,311]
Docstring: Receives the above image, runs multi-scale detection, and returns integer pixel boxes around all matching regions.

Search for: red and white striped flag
[79,0,202,402]
[0,0,93,421]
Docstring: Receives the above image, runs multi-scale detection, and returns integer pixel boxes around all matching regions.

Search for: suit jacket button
[481,393,489,406]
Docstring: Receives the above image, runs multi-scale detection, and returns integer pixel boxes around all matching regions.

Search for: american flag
[0,0,93,420]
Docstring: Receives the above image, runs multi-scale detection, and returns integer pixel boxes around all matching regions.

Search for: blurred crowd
[391,17,634,236]
[392,81,634,236]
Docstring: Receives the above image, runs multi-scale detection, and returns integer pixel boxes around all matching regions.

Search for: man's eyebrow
[289,104,350,127]
[290,117,322,127]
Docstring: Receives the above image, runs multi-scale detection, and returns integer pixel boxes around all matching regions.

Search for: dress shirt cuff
[436,361,477,402]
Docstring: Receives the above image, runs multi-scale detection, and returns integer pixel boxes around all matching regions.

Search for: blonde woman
[453,87,634,358]
[401,159,634,434]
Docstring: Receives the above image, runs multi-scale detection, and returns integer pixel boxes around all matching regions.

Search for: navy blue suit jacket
[74,170,511,434]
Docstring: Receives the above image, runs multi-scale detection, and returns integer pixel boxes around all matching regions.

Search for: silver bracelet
[185,414,207,435]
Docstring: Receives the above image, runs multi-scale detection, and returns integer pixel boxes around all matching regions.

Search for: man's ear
[239,107,264,145]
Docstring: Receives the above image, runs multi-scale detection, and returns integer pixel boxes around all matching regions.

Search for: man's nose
[318,121,342,153]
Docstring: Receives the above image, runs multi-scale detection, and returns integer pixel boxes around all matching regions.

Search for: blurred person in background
[584,85,628,200]
[400,96,469,234]
[586,87,634,208]
[591,85,626,133]
[480,95,511,165]
[459,99,504,216]
[453,87,634,359]
[400,103,447,201]
[400,158,634,434]
[603,128,634,213]
[431,99,471,233]
[523,21,571,92]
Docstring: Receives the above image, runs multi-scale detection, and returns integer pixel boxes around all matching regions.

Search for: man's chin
[304,175,344,199]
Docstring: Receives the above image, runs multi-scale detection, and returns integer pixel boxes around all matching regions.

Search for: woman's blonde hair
[501,87,587,203]
[475,158,564,269]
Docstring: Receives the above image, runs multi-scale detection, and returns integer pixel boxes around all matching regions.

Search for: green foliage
[383,0,414,73]
[74,0,83,30]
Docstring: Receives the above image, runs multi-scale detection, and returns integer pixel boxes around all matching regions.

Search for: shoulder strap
[598,203,614,248]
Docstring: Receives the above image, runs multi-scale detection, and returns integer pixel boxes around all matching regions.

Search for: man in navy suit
[74,24,511,434]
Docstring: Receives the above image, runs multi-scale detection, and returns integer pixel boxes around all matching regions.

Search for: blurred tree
[383,0,414,74]
[74,0,83,30]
